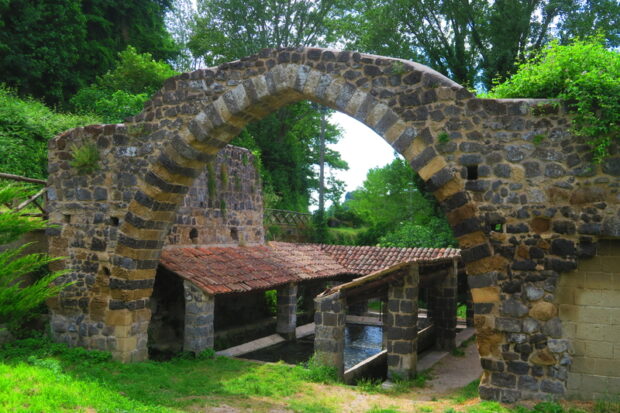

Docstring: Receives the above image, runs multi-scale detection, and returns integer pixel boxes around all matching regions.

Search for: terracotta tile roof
[317,244,460,274]
[159,242,460,295]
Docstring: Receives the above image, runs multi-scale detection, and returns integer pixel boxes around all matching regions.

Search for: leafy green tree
[189,0,349,212]
[486,38,619,163]
[189,0,346,66]
[342,0,618,89]
[0,184,69,333]
[71,47,178,123]
[0,87,100,179]
[0,0,177,106]
[348,158,456,248]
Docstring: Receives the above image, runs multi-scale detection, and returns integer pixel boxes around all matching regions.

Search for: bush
[486,38,620,163]
[378,218,457,249]
[70,46,177,123]
[0,184,70,332]
[0,86,100,179]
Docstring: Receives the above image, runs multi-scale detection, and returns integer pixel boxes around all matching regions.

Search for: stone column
[386,263,419,380]
[183,280,214,353]
[276,282,298,340]
[431,259,458,351]
[314,292,346,379]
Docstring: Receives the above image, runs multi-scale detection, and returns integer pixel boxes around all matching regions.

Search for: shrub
[0,86,100,179]
[69,142,100,174]
[0,184,70,332]
[70,46,177,123]
[486,38,619,163]
[378,218,457,249]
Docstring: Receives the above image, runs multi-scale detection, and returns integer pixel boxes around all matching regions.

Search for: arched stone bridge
[46,47,620,402]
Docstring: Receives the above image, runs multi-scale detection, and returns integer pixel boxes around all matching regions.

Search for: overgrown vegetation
[0,184,69,333]
[486,39,619,164]
[70,46,178,123]
[0,87,100,179]
[69,142,100,175]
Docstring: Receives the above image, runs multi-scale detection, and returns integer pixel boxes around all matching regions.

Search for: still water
[241,325,383,369]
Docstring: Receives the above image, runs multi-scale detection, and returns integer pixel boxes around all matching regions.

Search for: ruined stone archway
[47,47,619,402]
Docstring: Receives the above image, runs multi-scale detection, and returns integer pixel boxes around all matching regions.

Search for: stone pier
[430,260,458,350]
[314,292,347,379]
[386,264,420,380]
[276,282,298,340]
[183,280,214,353]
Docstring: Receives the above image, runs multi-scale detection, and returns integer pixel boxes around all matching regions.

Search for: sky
[325,111,399,203]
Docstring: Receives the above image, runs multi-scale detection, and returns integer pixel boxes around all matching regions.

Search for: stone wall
[46,47,619,401]
[556,240,620,399]
[46,141,262,361]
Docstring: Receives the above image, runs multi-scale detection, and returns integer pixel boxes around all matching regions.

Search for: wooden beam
[14,187,47,212]
[0,172,46,185]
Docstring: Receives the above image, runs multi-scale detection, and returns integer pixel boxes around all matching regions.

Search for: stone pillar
[276,282,298,340]
[314,292,346,379]
[183,280,214,353]
[386,264,419,380]
[431,259,458,351]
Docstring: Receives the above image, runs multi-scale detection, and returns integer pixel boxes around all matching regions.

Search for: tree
[348,158,456,248]
[189,0,350,212]
[0,0,177,106]
[70,47,178,124]
[343,0,618,90]
[165,0,203,71]
[0,184,69,333]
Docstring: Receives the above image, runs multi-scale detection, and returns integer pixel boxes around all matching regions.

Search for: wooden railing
[0,173,48,218]
[264,208,312,227]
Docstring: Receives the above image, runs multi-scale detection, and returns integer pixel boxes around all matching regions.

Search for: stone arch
[46,47,620,402]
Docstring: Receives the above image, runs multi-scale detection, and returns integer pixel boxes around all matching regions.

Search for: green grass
[453,379,480,403]
[0,337,615,413]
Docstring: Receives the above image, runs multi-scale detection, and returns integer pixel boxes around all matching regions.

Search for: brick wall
[556,240,620,399]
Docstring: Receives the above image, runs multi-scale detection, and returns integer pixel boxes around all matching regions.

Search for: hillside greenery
[0,87,100,179]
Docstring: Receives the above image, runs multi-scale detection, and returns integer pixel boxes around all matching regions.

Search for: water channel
[242,324,384,369]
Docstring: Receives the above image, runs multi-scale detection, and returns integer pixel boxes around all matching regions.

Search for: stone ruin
[46,47,620,401]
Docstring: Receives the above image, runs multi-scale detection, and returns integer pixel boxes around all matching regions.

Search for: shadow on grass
[0,337,322,412]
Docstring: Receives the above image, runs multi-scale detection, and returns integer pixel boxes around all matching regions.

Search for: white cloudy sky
[324,111,399,204]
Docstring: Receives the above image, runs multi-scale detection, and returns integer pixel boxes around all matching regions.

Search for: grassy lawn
[0,337,617,413]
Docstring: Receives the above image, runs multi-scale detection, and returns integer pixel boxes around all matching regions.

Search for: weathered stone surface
[531,348,557,366]
[529,301,557,321]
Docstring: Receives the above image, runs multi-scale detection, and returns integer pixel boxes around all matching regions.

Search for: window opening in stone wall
[63,214,71,223]
[230,227,238,241]
[189,228,198,243]
[466,165,478,180]
[110,217,119,226]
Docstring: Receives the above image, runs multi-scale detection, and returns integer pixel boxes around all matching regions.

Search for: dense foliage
[0,184,68,332]
[487,39,619,163]
[341,0,619,89]
[341,159,456,248]
[0,87,100,179]
[0,0,177,106]
[71,47,178,123]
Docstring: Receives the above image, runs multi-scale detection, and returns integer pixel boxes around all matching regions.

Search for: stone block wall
[314,292,347,378]
[46,138,262,360]
[167,146,263,246]
[385,266,419,380]
[556,240,620,399]
[183,280,214,353]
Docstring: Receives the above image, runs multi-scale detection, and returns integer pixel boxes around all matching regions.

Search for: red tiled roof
[318,244,460,274]
[159,242,460,295]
